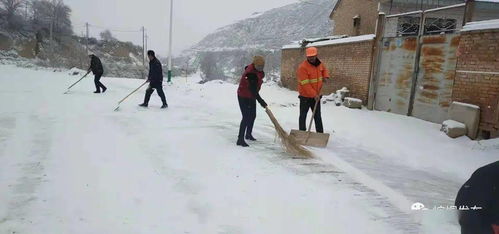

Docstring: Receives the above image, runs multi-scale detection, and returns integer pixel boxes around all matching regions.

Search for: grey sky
[65,0,300,56]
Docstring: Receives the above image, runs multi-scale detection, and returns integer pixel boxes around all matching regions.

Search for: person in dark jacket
[88,54,106,93]
[139,50,168,109]
[455,161,499,234]
[236,55,268,147]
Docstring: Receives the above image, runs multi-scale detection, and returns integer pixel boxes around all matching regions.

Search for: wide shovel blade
[290,129,330,148]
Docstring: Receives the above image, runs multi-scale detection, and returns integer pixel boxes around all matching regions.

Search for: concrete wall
[330,0,379,36]
[281,39,375,104]
[452,28,499,137]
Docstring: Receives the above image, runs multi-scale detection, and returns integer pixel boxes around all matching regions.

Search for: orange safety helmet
[306,47,318,57]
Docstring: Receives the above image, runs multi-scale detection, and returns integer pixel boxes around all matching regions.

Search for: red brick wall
[452,29,499,137]
[281,39,375,104]
[330,0,378,36]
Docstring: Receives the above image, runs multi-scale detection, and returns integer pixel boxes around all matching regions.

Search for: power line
[87,23,141,33]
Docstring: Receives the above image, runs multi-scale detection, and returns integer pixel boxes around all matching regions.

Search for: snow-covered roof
[452,101,480,110]
[462,19,499,32]
[282,34,376,49]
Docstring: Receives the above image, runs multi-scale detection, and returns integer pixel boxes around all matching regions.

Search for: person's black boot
[139,103,148,108]
[161,103,168,109]
[102,87,107,93]
[94,90,101,93]
[245,135,257,141]
[236,138,249,147]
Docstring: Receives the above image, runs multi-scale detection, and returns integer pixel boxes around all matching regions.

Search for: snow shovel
[64,72,90,94]
[290,97,330,148]
[114,81,149,111]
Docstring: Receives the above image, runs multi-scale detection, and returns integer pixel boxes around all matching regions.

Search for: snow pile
[343,97,363,109]
[68,67,86,76]
[323,87,350,106]
[462,19,499,32]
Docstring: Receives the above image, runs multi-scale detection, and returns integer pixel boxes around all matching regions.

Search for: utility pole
[49,0,54,41]
[85,22,89,54]
[49,16,54,42]
[167,0,174,83]
[25,2,28,21]
[142,26,145,67]
[185,60,188,83]
[145,34,148,53]
[463,0,475,26]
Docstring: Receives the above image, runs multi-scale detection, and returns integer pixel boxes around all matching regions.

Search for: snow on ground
[0,65,498,233]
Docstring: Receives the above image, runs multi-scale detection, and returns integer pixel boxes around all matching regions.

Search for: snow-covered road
[1,65,497,233]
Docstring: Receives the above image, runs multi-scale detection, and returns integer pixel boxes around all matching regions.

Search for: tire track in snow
[0,117,16,160]
[0,114,55,233]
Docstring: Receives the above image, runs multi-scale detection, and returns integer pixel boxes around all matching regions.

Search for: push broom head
[265,108,313,158]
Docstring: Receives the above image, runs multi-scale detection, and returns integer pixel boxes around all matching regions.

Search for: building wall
[452,29,499,137]
[330,0,379,36]
[281,39,375,104]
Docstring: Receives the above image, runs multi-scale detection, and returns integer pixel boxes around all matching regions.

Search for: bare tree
[200,51,226,82]
[0,0,24,28]
[100,29,116,41]
[52,0,71,35]
[32,0,71,39]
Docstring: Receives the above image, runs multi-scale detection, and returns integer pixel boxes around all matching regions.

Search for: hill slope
[180,0,336,82]
[192,0,335,51]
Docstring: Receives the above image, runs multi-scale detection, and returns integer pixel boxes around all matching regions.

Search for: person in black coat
[455,161,499,234]
[87,54,106,93]
[139,50,168,108]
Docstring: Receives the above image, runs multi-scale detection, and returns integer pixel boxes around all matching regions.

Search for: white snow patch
[462,19,499,32]
[283,34,376,49]
[68,67,86,76]
[344,97,362,103]
[452,101,480,110]
[442,120,466,129]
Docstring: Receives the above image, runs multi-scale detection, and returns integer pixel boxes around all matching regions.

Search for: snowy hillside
[190,0,335,51]
[1,65,498,233]
[179,0,336,82]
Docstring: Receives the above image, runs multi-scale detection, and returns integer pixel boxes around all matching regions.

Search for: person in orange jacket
[296,47,330,133]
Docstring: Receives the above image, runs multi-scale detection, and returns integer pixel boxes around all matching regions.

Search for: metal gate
[412,34,460,123]
[375,36,418,115]
[374,4,465,123]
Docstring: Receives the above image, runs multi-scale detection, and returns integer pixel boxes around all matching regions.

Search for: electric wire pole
[142,26,145,67]
[167,0,174,83]
[85,22,89,54]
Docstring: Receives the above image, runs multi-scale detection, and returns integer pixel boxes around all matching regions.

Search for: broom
[265,107,313,158]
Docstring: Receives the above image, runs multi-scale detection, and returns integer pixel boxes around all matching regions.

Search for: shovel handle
[305,83,324,143]
[117,81,149,105]
[65,72,89,92]
[304,98,320,144]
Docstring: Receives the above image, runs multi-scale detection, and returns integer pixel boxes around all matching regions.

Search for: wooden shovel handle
[306,97,320,133]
